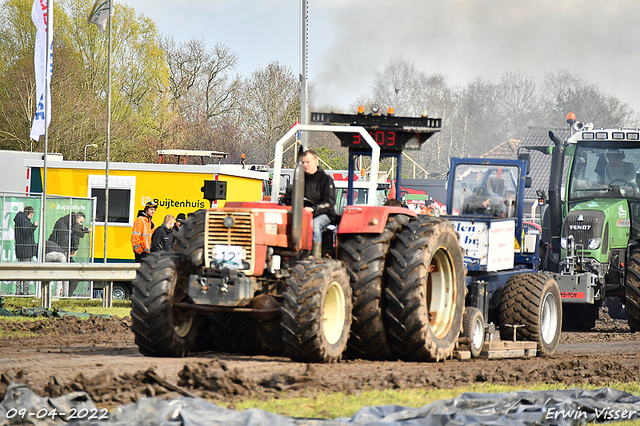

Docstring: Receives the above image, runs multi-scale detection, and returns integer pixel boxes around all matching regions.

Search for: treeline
[0,0,637,176]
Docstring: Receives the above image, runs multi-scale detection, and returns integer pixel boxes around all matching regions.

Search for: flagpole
[39,0,53,267]
[103,0,112,265]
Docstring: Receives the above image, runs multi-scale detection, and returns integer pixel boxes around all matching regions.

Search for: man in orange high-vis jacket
[131,200,157,262]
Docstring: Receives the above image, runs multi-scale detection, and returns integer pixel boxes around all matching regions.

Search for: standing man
[132,201,157,262]
[151,214,175,253]
[174,213,186,233]
[13,206,38,295]
[49,211,90,259]
[301,149,336,258]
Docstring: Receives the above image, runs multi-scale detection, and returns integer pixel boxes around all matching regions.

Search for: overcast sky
[121,0,640,118]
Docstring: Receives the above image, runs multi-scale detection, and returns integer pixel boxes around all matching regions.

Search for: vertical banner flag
[87,0,110,32]
[30,0,53,141]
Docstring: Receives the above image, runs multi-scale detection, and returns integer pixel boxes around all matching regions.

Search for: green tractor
[537,113,640,330]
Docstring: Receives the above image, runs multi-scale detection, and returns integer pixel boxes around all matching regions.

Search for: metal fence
[0,192,96,298]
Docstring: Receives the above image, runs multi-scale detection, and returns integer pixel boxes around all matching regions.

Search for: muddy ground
[1,310,640,410]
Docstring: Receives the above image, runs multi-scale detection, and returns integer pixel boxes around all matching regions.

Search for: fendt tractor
[130,108,560,363]
[531,113,640,331]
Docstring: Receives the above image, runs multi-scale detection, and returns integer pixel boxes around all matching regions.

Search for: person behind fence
[151,214,175,253]
[49,211,91,259]
[13,206,38,295]
[132,200,157,262]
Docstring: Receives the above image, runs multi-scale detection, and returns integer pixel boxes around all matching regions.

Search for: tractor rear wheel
[385,217,466,361]
[131,252,201,357]
[626,249,640,331]
[281,259,352,363]
[499,273,562,355]
[462,307,485,358]
[338,214,410,360]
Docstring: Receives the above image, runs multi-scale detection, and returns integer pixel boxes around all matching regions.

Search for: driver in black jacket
[301,149,336,257]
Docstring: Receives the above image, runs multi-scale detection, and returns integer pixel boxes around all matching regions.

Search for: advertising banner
[0,196,41,295]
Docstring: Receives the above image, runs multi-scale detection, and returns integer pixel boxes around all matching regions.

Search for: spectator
[151,214,175,253]
[14,206,38,261]
[174,213,186,233]
[49,211,91,259]
[132,201,157,262]
[13,206,38,295]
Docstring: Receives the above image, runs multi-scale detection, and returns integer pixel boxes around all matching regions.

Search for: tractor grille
[562,210,605,247]
[205,211,254,272]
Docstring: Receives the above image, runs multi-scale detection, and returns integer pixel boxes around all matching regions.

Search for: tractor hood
[564,199,631,259]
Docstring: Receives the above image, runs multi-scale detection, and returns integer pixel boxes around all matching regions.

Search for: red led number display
[352,131,396,148]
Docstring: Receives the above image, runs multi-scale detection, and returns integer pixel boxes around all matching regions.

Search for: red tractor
[130,108,465,362]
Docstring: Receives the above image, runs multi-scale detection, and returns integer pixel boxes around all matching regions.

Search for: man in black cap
[174,213,186,233]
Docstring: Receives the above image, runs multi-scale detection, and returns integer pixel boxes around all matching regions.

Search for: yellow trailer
[24,160,267,262]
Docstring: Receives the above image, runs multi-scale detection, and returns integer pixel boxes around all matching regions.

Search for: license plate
[213,245,244,269]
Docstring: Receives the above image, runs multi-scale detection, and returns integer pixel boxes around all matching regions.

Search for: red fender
[338,206,416,234]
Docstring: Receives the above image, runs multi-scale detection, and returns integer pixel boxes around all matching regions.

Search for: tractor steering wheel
[609,178,635,187]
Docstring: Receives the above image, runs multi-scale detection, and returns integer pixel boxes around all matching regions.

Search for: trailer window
[87,175,136,226]
[91,188,131,223]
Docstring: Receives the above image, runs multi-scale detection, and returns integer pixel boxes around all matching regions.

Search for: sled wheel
[463,306,484,358]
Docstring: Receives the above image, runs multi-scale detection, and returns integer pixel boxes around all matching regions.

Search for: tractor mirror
[525,176,532,188]
[518,152,531,175]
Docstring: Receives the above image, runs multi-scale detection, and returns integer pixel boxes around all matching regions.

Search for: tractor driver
[605,150,636,185]
[301,149,336,258]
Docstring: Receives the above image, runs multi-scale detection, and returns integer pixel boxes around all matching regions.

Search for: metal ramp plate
[478,341,537,359]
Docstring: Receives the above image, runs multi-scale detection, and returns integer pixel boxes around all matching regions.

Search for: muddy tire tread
[338,214,410,359]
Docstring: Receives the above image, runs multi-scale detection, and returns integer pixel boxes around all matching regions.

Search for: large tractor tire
[626,248,640,331]
[338,214,410,360]
[281,259,352,363]
[561,302,600,331]
[499,273,562,355]
[173,209,207,264]
[131,252,201,357]
[385,217,466,361]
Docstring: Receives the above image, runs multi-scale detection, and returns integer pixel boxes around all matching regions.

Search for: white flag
[87,0,110,32]
[30,0,53,141]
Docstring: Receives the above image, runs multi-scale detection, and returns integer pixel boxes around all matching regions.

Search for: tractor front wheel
[281,259,352,363]
[130,253,201,357]
[626,249,640,331]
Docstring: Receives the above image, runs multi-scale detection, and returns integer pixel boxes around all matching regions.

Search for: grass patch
[1,297,131,319]
[227,382,640,421]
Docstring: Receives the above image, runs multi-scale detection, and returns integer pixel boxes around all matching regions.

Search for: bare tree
[161,36,240,121]
[541,70,637,128]
[240,61,300,164]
